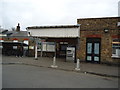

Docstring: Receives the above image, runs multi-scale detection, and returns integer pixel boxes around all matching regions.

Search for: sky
[0,0,119,30]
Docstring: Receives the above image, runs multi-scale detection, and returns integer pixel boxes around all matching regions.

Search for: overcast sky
[0,0,119,30]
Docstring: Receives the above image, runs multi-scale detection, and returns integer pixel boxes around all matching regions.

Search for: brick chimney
[16,23,20,31]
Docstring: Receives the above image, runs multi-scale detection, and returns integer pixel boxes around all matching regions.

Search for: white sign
[42,43,47,51]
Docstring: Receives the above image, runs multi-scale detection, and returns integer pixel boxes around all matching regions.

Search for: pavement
[1,55,120,78]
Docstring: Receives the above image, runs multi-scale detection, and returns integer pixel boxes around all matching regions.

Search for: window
[94,43,99,54]
[13,40,18,49]
[23,40,29,50]
[0,46,3,49]
[112,39,120,58]
[23,40,29,45]
[117,22,120,27]
[37,42,42,51]
[87,43,92,54]
[0,40,4,42]
[61,45,67,51]
[13,40,18,42]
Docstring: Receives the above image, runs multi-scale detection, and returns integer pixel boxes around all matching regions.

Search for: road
[2,64,118,88]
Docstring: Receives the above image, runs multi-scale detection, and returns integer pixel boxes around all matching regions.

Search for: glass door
[94,43,100,62]
[86,43,92,61]
[86,38,101,63]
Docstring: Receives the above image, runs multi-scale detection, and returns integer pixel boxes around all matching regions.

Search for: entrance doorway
[86,38,101,63]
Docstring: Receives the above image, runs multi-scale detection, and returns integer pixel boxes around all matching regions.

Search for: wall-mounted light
[104,29,109,33]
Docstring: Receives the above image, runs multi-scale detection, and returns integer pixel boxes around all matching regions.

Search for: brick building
[77,17,120,64]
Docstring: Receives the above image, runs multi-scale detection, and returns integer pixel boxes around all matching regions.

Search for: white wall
[28,27,80,38]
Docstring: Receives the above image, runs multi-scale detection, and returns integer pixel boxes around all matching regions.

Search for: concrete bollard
[51,57,58,68]
[75,59,80,71]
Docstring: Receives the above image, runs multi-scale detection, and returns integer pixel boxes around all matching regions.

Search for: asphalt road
[2,64,118,88]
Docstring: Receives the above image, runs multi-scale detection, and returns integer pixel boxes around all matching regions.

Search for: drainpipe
[75,24,81,63]
[77,24,81,50]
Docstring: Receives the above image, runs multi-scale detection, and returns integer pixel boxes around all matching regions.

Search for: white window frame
[112,41,120,58]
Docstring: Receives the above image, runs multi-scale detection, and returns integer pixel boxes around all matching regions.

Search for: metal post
[54,42,56,58]
[35,38,38,60]
[51,56,58,68]
[75,59,80,71]
[41,42,43,57]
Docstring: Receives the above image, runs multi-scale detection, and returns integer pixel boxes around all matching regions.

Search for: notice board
[42,42,55,52]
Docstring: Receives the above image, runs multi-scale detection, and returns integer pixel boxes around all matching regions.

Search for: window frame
[112,39,120,58]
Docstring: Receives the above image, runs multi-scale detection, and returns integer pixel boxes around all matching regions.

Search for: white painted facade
[27,27,80,38]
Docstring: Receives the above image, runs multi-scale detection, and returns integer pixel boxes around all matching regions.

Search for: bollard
[51,57,58,68]
[35,44,38,60]
[75,59,80,71]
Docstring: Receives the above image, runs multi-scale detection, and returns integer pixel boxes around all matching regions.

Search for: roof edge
[77,16,120,20]
[26,25,80,29]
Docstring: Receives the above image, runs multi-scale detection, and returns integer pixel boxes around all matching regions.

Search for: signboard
[29,46,34,49]
[42,43,47,51]
[42,42,55,52]
[47,44,55,52]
